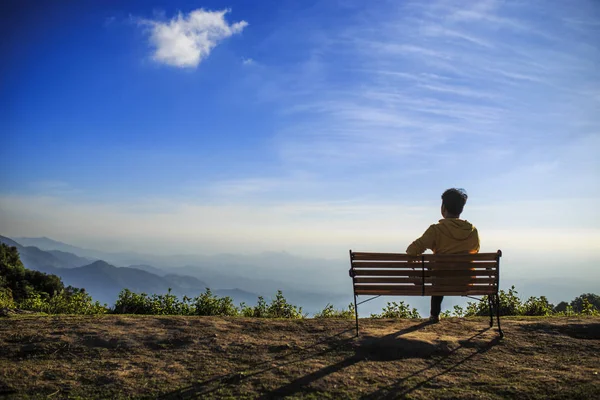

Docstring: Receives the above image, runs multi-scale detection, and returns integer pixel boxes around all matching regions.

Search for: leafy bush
[465,286,525,316]
[240,296,268,317]
[112,288,306,318]
[113,289,154,314]
[452,305,465,317]
[521,296,553,316]
[571,294,600,314]
[19,288,108,315]
[0,287,15,309]
[579,298,600,316]
[371,301,421,319]
[194,288,239,317]
[461,287,599,317]
[314,303,355,319]
[113,288,196,315]
[266,290,305,319]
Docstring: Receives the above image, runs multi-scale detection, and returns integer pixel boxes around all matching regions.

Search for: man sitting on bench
[406,188,480,323]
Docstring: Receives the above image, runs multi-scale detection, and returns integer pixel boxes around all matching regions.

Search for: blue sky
[1,0,599,270]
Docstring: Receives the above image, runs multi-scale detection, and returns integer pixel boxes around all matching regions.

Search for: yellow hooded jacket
[406,218,480,256]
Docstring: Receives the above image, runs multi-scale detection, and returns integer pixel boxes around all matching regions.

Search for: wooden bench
[348,250,503,337]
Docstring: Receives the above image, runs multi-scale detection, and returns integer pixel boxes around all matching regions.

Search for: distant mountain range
[0,235,351,312]
[0,236,256,306]
[10,236,351,296]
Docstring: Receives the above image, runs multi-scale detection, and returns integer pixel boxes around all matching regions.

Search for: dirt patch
[0,316,598,399]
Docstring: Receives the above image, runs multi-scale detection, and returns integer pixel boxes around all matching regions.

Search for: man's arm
[406,225,436,256]
[472,227,480,253]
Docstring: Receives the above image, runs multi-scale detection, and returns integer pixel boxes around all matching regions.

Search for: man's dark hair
[441,188,468,216]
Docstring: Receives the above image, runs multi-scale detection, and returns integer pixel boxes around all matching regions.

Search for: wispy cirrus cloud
[247,0,599,189]
[138,8,247,68]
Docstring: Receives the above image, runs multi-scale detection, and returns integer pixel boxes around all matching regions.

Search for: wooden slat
[355,288,498,296]
[425,284,493,291]
[424,270,497,277]
[353,277,497,285]
[355,284,424,292]
[425,278,496,286]
[352,269,424,277]
[422,253,499,262]
[354,277,421,284]
[355,288,423,296]
[421,262,497,270]
[352,270,495,277]
[427,288,498,296]
[352,261,421,268]
[351,252,421,261]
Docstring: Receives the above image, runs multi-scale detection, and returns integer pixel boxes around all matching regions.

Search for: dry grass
[0,315,598,399]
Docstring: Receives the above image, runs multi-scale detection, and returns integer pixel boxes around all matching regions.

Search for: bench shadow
[517,321,600,340]
[360,331,501,399]
[159,320,499,399]
[158,327,356,399]
[258,322,444,399]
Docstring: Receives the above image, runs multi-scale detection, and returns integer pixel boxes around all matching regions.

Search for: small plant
[0,287,15,309]
[314,303,355,319]
[240,296,269,317]
[113,289,154,314]
[194,288,239,317]
[371,301,421,319]
[465,286,523,317]
[571,294,600,314]
[266,290,305,319]
[453,305,465,317]
[580,298,600,316]
[521,296,553,316]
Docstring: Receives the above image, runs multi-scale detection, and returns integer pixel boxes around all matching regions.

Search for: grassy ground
[0,315,598,399]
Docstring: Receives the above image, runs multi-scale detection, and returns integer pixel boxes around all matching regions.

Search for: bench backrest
[349,250,501,297]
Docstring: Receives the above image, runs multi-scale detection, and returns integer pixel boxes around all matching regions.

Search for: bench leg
[488,296,494,328]
[494,294,504,338]
[354,294,359,337]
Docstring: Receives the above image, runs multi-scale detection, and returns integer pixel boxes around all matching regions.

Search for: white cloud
[242,57,255,65]
[140,8,248,68]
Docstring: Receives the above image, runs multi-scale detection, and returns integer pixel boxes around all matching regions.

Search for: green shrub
[149,289,192,315]
[113,289,154,314]
[194,288,239,316]
[114,288,196,315]
[465,286,523,316]
[314,303,355,319]
[240,296,268,317]
[579,298,600,316]
[371,301,421,319]
[452,305,465,317]
[571,294,600,314]
[266,290,305,319]
[112,288,306,318]
[0,287,15,309]
[240,291,305,319]
[19,288,108,315]
[521,296,553,316]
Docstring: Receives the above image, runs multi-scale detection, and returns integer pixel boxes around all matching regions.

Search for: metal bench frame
[348,250,503,338]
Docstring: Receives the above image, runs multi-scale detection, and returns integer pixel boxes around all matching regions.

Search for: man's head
[441,188,468,218]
